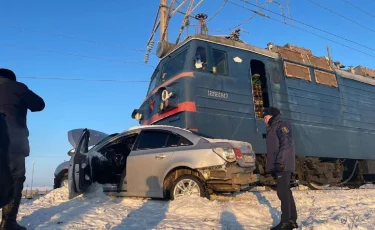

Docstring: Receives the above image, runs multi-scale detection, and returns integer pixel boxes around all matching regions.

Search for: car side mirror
[67,149,75,156]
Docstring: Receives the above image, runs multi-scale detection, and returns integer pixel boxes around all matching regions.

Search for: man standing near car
[263,107,298,230]
[0,68,45,230]
[0,112,13,210]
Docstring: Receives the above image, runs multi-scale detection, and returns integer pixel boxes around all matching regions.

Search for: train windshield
[146,49,188,95]
[147,68,160,96]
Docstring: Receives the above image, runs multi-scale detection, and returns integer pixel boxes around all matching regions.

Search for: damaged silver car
[68,125,259,200]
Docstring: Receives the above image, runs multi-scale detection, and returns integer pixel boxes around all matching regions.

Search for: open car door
[68,129,92,199]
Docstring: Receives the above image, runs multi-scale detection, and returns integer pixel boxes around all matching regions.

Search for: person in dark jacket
[0,113,13,209]
[263,107,297,230]
[0,68,45,230]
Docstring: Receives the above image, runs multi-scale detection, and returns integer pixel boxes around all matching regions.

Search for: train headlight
[134,113,142,121]
[159,101,164,111]
[131,109,143,121]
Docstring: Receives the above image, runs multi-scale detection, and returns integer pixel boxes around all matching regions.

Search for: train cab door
[249,59,271,148]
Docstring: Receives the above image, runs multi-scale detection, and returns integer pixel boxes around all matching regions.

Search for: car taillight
[233,148,243,159]
[213,148,241,162]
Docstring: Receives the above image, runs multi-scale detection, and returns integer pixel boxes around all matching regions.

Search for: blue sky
[1,0,374,187]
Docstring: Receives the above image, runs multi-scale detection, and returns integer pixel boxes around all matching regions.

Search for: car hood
[67,128,109,148]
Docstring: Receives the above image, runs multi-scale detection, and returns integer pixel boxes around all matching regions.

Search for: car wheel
[170,175,206,200]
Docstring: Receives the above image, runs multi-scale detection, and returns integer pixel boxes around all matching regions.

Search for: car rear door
[126,130,176,198]
[68,129,93,199]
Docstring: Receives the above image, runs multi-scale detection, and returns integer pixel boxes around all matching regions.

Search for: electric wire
[0,44,155,67]
[19,76,149,83]
[226,0,271,31]
[230,0,375,54]
[229,1,375,59]
[207,0,229,22]
[339,0,375,19]
[306,0,375,34]
[0,23,147,52]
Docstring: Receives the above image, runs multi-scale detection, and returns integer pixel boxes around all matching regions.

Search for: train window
[194,47,207,71]
[160,49,188,83]
[147,69,160,96]
[250,60,270,119]
[212,49,228,75]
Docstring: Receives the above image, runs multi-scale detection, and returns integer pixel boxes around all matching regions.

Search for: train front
[130,39,199,131]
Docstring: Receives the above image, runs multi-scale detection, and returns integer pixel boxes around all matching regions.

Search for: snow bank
[7,184,375,229]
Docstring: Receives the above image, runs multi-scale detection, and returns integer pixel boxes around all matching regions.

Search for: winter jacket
[0,75,45,156]
[265,114,295,172]
[0,112,13,208]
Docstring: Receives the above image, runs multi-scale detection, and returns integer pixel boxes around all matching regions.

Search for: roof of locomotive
[161,34,375,86]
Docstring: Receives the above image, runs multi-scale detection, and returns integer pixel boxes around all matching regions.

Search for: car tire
[169,175,206,200]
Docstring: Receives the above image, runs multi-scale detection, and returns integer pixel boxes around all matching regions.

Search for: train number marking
[208,90,229,99]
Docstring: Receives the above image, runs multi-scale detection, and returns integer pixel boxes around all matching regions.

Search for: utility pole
[160,0,168,41]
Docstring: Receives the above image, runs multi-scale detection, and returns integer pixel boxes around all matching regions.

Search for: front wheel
[169,175,206,200]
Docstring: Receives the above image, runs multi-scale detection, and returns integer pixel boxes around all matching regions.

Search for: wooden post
[160,0,168,41]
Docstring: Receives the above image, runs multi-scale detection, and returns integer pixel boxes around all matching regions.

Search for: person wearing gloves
[263,107,297,230]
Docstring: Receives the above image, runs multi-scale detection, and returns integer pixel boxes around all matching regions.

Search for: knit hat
[0,68,16,81]
[263,107,280,116]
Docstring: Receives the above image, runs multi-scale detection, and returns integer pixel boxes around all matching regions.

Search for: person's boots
[290,220,298,229]
[1,200,26,230]
[270,222,291,230]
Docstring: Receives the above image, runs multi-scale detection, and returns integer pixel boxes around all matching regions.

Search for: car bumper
[198,164,259,192]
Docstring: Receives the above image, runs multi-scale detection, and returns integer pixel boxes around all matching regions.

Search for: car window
[95,133,118,147]
[166,133,193,147]
[96,133,138,153]
[136,131,169,150]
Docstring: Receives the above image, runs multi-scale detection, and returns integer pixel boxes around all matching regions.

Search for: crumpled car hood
[67,128,109,148]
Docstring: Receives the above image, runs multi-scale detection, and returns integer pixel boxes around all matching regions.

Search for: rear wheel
[169,175,206,200]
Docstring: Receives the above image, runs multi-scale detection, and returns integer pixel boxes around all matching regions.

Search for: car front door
[68,129,92,199]
[126,130,176,198]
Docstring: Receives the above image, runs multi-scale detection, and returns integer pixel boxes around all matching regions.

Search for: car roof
[127,125,192,133]
[124,125,202,143]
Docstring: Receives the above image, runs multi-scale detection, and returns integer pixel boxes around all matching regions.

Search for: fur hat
[263,107,280,116]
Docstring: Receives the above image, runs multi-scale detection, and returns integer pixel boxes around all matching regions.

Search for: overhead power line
[19,76,150,83]
[207,0,229,22]
[0,23,147,52]
[340,0,375,19]
[229,1,375,59]
[0,44,155,68]
[231,0,375,53]
[305,0,375,34]
[227,0,271,31]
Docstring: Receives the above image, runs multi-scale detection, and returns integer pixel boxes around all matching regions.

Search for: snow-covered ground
[4,184,375,229]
